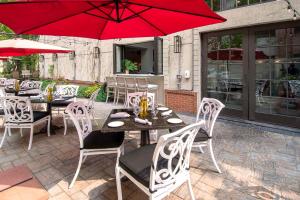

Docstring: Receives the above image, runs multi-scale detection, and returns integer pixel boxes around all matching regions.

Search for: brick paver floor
[0,101,299,200]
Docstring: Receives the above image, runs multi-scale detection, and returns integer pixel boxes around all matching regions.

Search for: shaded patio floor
[0,101,299,200]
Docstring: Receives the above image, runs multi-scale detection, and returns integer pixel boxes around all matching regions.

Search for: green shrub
[41,79,56,91]
[77,86,88,98]
[96,84,107,102]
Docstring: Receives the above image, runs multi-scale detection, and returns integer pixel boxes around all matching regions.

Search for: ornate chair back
[55,85,79,97]
[1,96,33,123]
[65,101,92,149]
[196,97,225,137]
[149,121,204,192]
[125,77,136,89]
[136,78,148,91]
[0,78,7,87]
[106,77,117,87]
[86,88,100,113]
[4,79,17,90]
[126,92,155,109]
[116,77,126,88]
[20,80,42,90]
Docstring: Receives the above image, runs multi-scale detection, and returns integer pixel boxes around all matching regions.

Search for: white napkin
[134,118,152,125]
[161,110,173,116]
[111,112,130,118]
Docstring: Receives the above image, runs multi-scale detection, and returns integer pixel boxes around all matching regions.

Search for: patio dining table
[101,108,186,146]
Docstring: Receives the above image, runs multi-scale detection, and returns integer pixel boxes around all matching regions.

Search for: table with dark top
[101,108,186,146]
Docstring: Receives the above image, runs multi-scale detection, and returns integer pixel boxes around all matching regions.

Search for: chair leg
[106,90,109,103]
[187,177,195,200]
[69,150,83,189]
[116,91,120,105]
[47,117,51,137]
[198,146,204,153]
[82,155,88,164]
[28,127,34,150]
[0,127,8,148]
[8,128,11,136]
[208,139,221,173]
[63,115,67,136]
[20,128,23,137]
[115,149,123,200]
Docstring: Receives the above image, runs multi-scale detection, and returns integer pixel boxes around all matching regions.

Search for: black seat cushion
[32,111,49,122]
[84,130,124,149]
[119,144,181,188]
[51,100,72,107]
[119,144,156,187]
[0,109,4,116]
[194,128,210,142]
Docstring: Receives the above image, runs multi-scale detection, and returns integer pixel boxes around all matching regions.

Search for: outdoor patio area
[0,101,299,200]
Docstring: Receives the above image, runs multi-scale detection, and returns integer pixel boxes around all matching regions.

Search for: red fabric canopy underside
[0,48,70,56]
[0,0,226,39]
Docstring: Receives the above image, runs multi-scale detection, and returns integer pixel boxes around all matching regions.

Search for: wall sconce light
[69,51,76,60]
[93,47,100,58]
[52,53,57,62]
[39,55,45,62]
[174,35,182,53]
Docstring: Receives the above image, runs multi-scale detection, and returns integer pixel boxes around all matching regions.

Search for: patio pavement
[0,101,299,200]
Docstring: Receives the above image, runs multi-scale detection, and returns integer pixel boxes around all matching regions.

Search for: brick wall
[165,90,197,114]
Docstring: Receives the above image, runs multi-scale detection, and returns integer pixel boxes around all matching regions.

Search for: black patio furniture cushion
[194,128,211,142]
[83,130,124,149]
[0,109,4,116]
[119,144,156,187]
[119,144,180,188]
[51,100,72,107]
[32,111,49,122]
[170,127,210,142]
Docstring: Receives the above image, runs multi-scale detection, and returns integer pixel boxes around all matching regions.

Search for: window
[255,27,300,117]
[205,0,274,11]
[113,38,163,75]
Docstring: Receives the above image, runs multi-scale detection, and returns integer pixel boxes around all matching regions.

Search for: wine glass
[133,106,140,118]
[151,104,159,119]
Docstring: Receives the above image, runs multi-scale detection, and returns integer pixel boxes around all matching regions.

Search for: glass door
[203,30,248,118]
[254,27,300,128]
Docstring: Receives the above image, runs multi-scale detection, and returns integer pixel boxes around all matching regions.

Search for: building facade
[39,0,300,128]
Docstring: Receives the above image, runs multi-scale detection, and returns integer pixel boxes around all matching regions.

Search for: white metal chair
[52,84,79,114]
[19,80,42,95]
[65,101,125,188]
[193,97,225,173]
[4,78,17,96]
[136,77,158,102]
[105,76,117,103]
[125,77,137,99]
[126,92,155,109]
[63,88,100,135]
[0,96,51,150]
[0,78,7,87]
[116,76,126,105]
[116,121,205,200]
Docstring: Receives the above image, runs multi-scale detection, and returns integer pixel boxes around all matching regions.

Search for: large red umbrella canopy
[0,0,226,39]
[0,38,73,56]
[0,56,9,61]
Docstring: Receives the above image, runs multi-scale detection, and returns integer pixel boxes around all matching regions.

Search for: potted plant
[122,59,138,74]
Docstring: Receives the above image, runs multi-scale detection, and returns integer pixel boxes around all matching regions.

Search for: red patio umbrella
[0,56,9,61]
[0,0,226,39]
[0,38,73,56]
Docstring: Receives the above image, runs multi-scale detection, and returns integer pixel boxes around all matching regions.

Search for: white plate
[157,107,169,111]
[108,121,124,128]
[167,118,183,124]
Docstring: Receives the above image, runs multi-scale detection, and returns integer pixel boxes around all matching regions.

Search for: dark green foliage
[40,79,56,91]
[96,84,107,102]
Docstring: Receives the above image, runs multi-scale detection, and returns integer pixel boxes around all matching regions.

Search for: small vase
[125,69,129,74]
